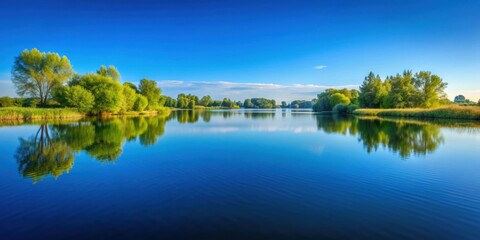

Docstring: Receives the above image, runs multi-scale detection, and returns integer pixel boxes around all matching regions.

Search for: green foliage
[290,100,313,108]
[0,97,14,107]
[347,104,359,113]
[243,98,275,108]
[353,105,480,120]
[313,88,355,112]
[64,86,95,113]
[200,95,212,106]
[330,93,351,106]
[162,96,177,107]
[0,107,83,120]
[359,72,388,108]
[123,82,139,93]
[359,70,448,109]
[221,98,238,108]
[139,78,161,110]
[332,104,349,115]
[122,83,137,112]
[96,65,120,81]
[413,71,447,108]
[176,94,199,109]
[78,74,124,114]
[133,94,148,111]
[11,48,73,105]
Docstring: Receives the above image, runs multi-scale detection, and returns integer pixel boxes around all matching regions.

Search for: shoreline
[0,107,173,121]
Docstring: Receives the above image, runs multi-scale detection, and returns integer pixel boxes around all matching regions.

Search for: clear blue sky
[0,0,479,101]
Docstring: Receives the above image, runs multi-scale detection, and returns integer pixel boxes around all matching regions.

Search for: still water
[1,110,479,239]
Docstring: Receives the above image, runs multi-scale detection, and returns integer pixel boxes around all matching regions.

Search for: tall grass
[353,105,480,120]
[0,107,84,120]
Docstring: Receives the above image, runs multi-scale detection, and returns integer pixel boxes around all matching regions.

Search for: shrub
[347,104,359,113]
[64,86,95,113]
[0,97,14,107]
[332,104,349,115]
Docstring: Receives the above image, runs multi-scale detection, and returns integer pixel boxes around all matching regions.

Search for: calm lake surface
[1,109,479,240]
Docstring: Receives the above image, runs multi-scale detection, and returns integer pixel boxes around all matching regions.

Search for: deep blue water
[1,110,479,240]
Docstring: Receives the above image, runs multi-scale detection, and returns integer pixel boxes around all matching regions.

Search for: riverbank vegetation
[353,105,480,120]
[0,107,84,120]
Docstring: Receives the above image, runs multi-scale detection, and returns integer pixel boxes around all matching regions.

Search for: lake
[1,109,479,239]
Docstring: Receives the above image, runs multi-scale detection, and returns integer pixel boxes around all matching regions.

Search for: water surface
[1,110,479,239]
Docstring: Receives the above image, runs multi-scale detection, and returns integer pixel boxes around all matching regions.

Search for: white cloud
[151,80,358,102]
[313,65,327,70]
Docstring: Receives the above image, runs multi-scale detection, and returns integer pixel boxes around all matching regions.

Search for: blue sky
[1,0,479,101]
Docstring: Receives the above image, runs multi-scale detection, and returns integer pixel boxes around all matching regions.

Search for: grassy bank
[0,107,173,120]
[353,105,480,120]
[0,107,85,120]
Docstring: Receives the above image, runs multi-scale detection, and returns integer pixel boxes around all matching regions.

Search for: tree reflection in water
[315,115,445,158]
[15,116,169,182]
[13,111,475,182]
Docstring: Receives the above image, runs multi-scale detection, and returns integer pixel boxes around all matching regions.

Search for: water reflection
[14,117,168,182]
[8,110,480,182]
[314,116,448,158]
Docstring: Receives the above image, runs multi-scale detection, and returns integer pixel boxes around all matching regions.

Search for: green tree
[11,48,73,105]
[384,70,417,108]
[330,93,351,106]
[244,99,254,108]
[78,74,124,114]
[64,86,95,113]
[139,78,161,110]
[97,65,120,81]
[413,71,447,108]
[123,82,139,93]
[200,95,212,106]
[122,83,137,112]
[133,94,148,111]
[359,72,387,108]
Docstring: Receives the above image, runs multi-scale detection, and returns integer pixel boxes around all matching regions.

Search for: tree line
[5,48,282,113]
[311,70,477,113]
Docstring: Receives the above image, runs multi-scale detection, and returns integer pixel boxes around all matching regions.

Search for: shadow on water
[7,110,480,182]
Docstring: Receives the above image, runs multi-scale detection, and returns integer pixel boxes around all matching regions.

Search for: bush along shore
[353,105,480,120]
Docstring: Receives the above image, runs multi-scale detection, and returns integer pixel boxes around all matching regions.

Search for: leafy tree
[454,95,466,103]
[200,95,212,106]
[330,93,351,106]
[123,82,139,93]
[313,88,355,112]
[359,72,388,108]
[64,86,95,113]
[413,71,447,108]
[78,74,124,114]
[281,101,287,108]
[11,48,73,105]
[244,99,254,108]
[332,104,349,115]
[133,94,148,111]
[243,98,275,108]
[97,65,120,81]
[384,71,417,108]
[163,96,177,107]
[122,83,137,112]
[139,78,161,110]
[290,100,313,108]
